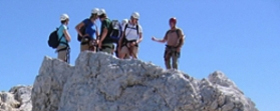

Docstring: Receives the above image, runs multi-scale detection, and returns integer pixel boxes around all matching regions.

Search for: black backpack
[109,20,122,43]
[77,19,90,42]
[48,28,63,49]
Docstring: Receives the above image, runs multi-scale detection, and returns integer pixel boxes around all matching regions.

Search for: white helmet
[98,9,106,16]
[131,12,140,19]
[60,14,69,21]
[122,19,129,24]
[92,8,99,14]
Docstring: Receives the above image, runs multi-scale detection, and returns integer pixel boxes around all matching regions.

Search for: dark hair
[61,20,68,24]
[90,13,98,19]
[99,14,106,19]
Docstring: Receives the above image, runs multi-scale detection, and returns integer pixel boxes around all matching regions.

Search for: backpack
[109,20,122,43]
[48,28,63,49]
[77,19,90,42]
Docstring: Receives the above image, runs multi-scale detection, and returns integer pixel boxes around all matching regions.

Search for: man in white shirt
[118,12,143,59]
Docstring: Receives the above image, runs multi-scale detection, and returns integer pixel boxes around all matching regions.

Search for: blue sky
[0,0,279,110]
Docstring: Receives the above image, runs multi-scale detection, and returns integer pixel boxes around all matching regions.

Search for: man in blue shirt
[76,8,100,52]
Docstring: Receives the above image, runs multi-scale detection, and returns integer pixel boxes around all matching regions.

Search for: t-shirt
[100,18,113,44]
[83,19,97,39]
[57,24,68,46]
[164,28,184,47]
[123,23,143,41]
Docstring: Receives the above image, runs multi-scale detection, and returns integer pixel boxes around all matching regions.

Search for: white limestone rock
[0,85,32,111]
[31,51,258,111]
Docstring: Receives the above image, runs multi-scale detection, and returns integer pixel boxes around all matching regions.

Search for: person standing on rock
[151,17,185,69]
[121,19,129,27]
[57,14,71,63]
[76,8,100,52]
[115,19,129,58]
[96,9,114,54]
[118,12,143,59]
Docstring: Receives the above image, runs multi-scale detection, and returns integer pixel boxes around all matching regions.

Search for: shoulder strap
[122,24,129,42]
[175,28,183,48]
[58,34,63,42]
[118,23,122,36]
[167,29,171,34]
[136,25,139,35]
[56,27,63,42]
[57,26,68,46]
[118,22,122,30]
[124,24,128,35]
[175,29,180,38]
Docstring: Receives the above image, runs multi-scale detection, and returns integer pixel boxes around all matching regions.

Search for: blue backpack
[109,20,122,43]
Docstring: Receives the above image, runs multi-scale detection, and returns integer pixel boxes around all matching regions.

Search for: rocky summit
[1,51,258,111]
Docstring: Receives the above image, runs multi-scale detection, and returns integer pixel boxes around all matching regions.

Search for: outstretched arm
[152,30,168,43]
[152,37,167,43]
